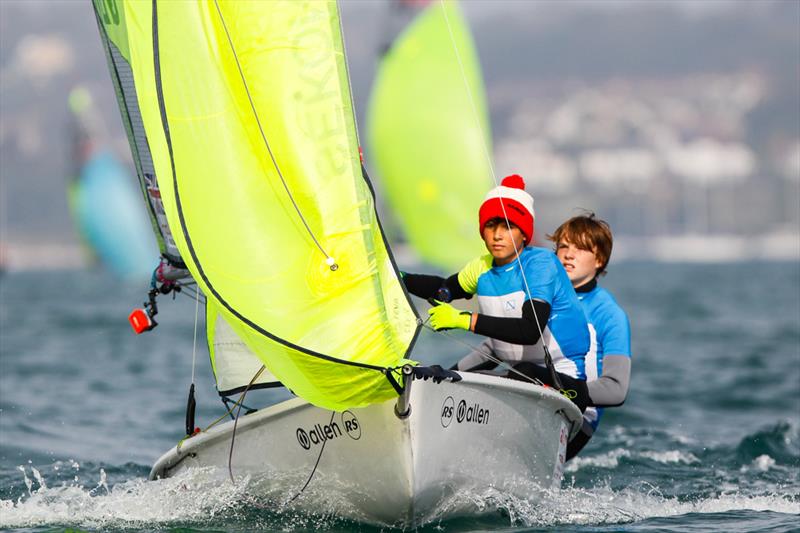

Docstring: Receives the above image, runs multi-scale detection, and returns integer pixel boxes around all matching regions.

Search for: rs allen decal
[440,396,489,427]
[456,399,489,424]
[296,411,361,450]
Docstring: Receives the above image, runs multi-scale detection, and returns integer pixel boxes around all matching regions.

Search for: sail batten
[94,0,419,410]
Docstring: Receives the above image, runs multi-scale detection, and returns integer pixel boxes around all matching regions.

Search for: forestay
[93,0,420,410]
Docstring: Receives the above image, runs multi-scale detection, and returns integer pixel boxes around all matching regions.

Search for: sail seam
[150,0,387,374]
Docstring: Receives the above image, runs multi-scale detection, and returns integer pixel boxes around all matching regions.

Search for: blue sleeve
[598,306,631,357]
[524,254,557,304]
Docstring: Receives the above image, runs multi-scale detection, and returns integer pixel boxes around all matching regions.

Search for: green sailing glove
[428,300,472,331]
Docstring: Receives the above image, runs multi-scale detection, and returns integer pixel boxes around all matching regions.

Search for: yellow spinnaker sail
[94,0,419,410]
[367,1,492,273]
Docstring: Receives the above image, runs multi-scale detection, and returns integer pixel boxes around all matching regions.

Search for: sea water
[1,262,798,532]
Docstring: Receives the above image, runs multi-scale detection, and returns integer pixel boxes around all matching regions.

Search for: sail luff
[92,0,184,265]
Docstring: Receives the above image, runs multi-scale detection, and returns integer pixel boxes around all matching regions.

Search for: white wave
[740,454,777,473]
[565,448,701,472]
[565,448,631,471]
[0,463,378,530]
[427,481,800,528]
[2,463,798,530]
[639,450,700,464]
[0,466,249,529]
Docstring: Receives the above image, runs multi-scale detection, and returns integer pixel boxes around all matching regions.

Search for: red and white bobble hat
[478,174,535,244]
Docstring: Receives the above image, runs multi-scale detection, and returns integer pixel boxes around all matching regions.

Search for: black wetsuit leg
[566,420,594,461]
[506,361,590,412]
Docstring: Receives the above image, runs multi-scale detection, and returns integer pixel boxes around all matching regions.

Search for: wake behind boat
[151,372,581,526]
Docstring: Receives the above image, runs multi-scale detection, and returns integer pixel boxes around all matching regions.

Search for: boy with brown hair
[550,213,632,459]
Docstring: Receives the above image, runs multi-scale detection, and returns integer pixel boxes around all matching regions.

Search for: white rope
[439,0,551,375]
[439,1,497,186]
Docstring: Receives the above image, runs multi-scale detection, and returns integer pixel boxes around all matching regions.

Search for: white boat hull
[150,372,582,526]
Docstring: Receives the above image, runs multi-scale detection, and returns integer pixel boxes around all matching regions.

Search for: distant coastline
[3,232,797,273]
[613,231,800,263]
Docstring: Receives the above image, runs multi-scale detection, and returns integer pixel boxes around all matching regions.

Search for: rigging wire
[179,288,205,305]
[212,0,336,269]
[183,284,201,437]
[420,323,542,386]
[438,0,562,389]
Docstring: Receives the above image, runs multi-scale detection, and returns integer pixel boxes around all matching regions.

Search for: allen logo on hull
[296,421,343,450]
[440,396,490,427]
[456,399,489,424]
[296,412,362,450]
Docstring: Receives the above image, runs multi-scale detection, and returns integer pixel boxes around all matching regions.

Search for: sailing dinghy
[151,372,580,525]
[92,0,582,526]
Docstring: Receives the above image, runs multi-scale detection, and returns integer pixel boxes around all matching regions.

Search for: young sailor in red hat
[403,175,591,411]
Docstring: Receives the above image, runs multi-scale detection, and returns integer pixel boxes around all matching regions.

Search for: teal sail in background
[368,1,493,273]
[67,87,156,280]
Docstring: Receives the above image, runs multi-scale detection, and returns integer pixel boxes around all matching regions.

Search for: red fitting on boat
[128,308,153,334]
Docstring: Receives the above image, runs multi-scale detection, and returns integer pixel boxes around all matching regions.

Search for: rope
[439,1,496,187]
[179,289,205,304]
[422,324,542,386]
[227,365,266,483]
[425,323,579,401]
[212,0,336,269]
[439,0,562,389]
[285,410,336,504]
[417,310,541,385]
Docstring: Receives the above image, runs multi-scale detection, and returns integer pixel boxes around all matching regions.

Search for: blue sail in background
[68,87,156,280]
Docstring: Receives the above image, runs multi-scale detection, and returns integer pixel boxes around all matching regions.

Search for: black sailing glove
[412,365,462,384]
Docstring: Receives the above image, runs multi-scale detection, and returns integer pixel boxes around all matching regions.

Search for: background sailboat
[367,0,493,273]
[66,86,156,280]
